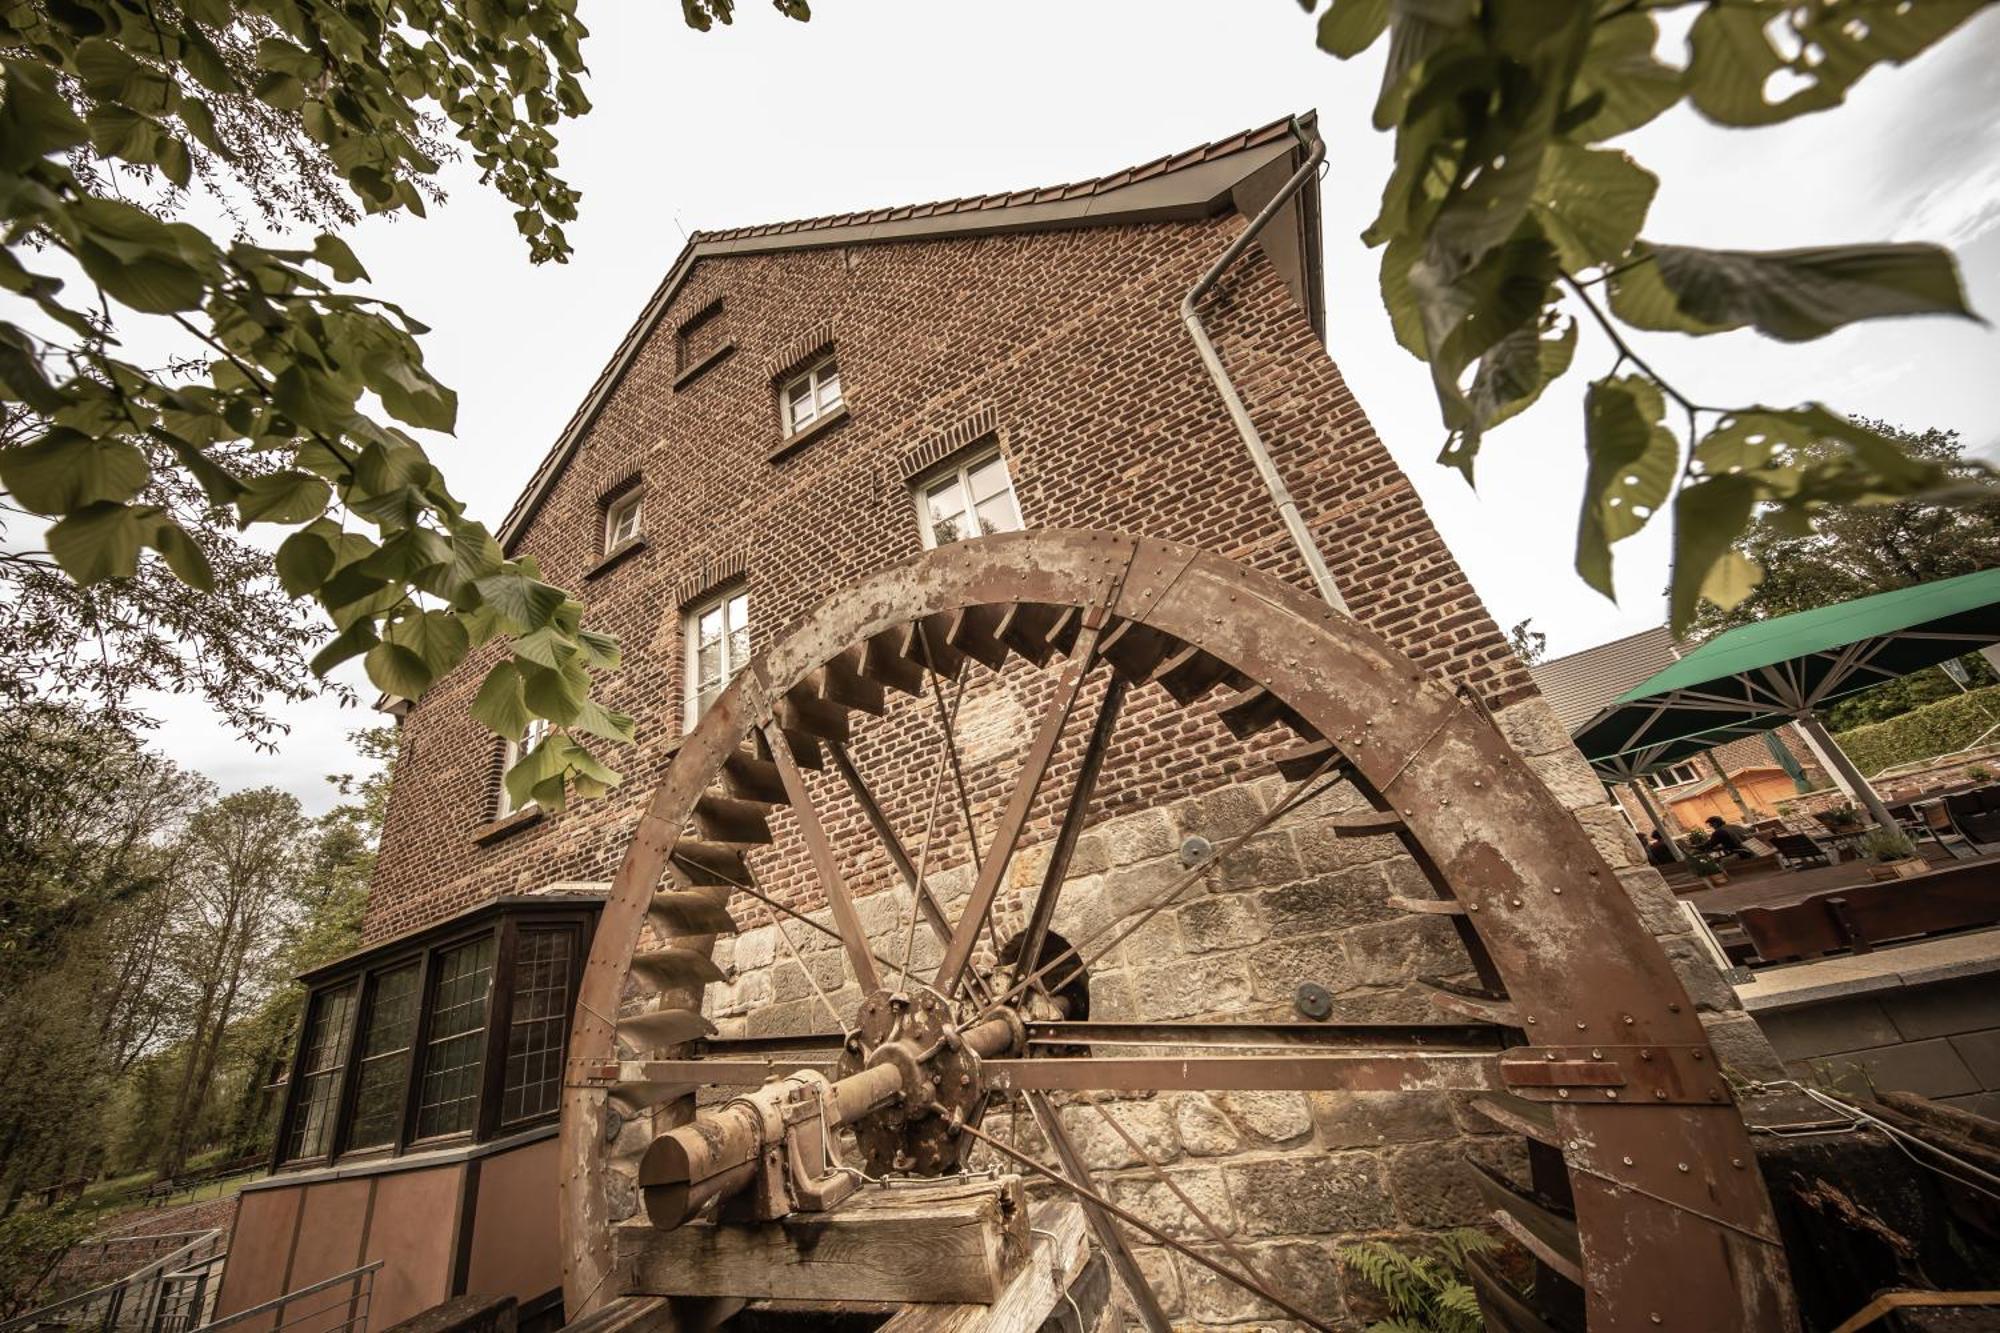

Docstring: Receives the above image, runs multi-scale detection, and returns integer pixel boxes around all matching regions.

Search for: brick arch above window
[763,321,837,383]
[898,405,1001,480]
[670,550,750,611]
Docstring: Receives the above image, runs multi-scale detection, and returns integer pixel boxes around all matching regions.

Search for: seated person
[1645,830,1677,867]
[1704,816,1757,859]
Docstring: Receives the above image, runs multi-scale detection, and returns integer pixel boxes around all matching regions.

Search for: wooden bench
[1737,861,2000,962]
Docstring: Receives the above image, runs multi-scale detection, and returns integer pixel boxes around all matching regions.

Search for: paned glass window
[413,937,495,1139]
[604,492,643,551]
[497,717,551,818]
[343,963,420,1151]
[500,930,576,1123]
[686,589,750,728]
[916,450,1023,548]
[780,358,843,434]
[284,984,357,1161]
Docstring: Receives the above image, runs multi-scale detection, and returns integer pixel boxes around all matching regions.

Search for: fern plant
[1337,1229,1498,1333]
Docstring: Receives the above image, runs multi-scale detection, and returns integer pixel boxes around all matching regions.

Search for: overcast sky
[123,1,2000,809]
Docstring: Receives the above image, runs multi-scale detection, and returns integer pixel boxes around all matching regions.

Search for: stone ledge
[1735,927,2000,1013]
[672,340,735,390]
[584,535,648,581]
[768,402,850,462]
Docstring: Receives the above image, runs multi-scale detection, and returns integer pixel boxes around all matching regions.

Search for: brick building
[235,115,1785,1331]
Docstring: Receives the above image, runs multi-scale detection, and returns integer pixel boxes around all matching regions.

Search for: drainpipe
[1181,120,1348,615]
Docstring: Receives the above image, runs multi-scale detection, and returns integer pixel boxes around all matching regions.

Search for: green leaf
[475,569,567,630]
[0,431,149,512]
[1575,375,1678,597]
[1688,1,1989,129]
[1318,0,1389,57]
[310,619,379,676]
[364,641,432,699]
[1530,143,1657,273]
[147,519,214,590]
[275,528,337,595]
[312,234,369,283]
[70,199,217,313]
[1607,251,1733,335]
[47,500,159,582]
[1637,242,1978,342]
[503,735,566,813]
[363,352,457,432]
[237,469,333,523]
[470,661,533,738]
[572,697,635,744]
[273,362,358,431]
[1564,12,1681,140]
[577,628,621,670]
[1669,473,1758,633]
[0,59,90,170]
[520,660,584,725]
[386,608,470,681]
[1440,314,1576,481]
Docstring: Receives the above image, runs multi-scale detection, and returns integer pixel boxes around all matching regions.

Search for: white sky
[120,1,2000,809]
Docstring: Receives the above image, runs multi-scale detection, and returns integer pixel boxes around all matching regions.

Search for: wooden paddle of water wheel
[558,529,1801,1332]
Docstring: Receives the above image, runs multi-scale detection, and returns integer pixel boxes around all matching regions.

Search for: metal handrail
[0,1230,224,1333]
[191,1262,382,1333]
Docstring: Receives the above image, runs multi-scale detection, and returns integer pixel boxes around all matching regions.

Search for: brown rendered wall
[365,210,1532,941]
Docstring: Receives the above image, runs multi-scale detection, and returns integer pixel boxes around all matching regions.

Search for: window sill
[769,403,850,463]
[674,341,735,390]
[474,806,542,846]
[584,536,648,581]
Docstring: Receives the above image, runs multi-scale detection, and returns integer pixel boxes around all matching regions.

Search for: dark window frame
[271,901,596,1173]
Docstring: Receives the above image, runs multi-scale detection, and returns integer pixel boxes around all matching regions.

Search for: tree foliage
[1688,420,2000,727]
[1307,0,1995,631]
[0,0,805,805]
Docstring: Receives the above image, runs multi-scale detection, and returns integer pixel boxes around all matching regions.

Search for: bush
[1338,1230,1497,1333]
[1833,685,2000,775]
[0,1206,95,1318]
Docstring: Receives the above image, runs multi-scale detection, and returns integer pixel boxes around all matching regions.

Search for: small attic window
[674,299,732,388]
[781,357,843,436]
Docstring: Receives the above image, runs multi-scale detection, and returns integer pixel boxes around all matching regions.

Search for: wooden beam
[617,1176,1030,1305]
[876,1200,1087,1333]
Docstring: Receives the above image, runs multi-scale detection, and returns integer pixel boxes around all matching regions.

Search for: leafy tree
[1309,0,1993,632]
[0,403,335,743]
[0,0,803,807]
[1688,420,2000,727]
[1507,616,1546,665]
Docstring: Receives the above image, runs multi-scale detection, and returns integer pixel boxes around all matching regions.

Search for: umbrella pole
[1626,780,1689,864]
[1705,752,1756,820]
[1795,711,1898,831]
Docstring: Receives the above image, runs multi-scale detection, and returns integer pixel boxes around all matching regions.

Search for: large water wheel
[558,529,1799,1332]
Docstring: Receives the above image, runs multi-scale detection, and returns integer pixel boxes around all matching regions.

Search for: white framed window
[1649,761,1701,790]
[497,717,551,818]
[685,588,750,730]
[780,357,843,435]
[914,448,1024,548]
[604,491,643,552]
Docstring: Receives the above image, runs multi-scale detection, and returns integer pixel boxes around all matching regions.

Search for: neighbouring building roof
[1529,626,1681,732]
[493,113,1325,551]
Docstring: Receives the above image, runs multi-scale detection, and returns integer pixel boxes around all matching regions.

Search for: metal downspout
[1180,119,1348,615]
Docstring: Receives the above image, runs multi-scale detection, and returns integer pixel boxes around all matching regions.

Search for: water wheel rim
[558,528,1795,1330]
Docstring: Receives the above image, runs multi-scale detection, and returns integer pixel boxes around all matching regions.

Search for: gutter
[1179,118,1349,615]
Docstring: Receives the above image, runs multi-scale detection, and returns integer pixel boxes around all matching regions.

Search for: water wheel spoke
[966,1113,1337,1333]
[986,1050,1501,1093]
[934,621,1105,997]
[826,739,954,948]
[1019,1091,1175,1333]
[1077,1087,1268,1288]
[1015,672,1126,992]
[763,721,882,995]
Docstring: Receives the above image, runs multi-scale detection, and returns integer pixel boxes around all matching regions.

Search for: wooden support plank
[616,1177,1030,1305]
[863,629,930,697]
[875,1200,1087,1333]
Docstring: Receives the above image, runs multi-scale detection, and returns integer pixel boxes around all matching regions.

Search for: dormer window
[604,490,643,552]
[781,357,842,436]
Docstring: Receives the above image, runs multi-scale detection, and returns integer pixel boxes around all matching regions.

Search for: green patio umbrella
[1574,567,2000,830]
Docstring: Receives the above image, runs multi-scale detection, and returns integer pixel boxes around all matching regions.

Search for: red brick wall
[365,213,1534,942]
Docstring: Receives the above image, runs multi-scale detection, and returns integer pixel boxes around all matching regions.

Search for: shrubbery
[1834,685,2000,775]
